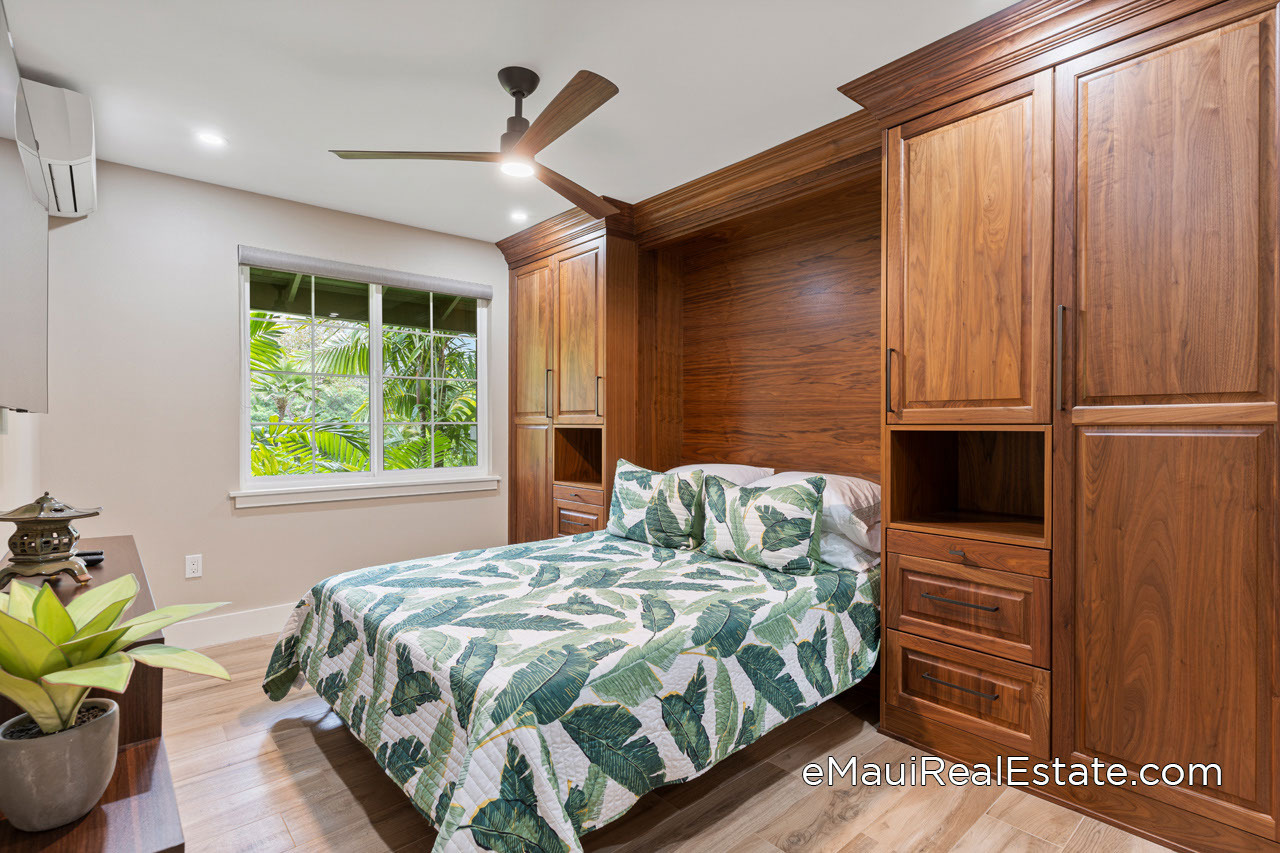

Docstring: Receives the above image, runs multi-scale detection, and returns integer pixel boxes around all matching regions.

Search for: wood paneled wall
[668,174,882,480]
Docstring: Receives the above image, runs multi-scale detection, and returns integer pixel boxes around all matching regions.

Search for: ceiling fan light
[500,157,535,178]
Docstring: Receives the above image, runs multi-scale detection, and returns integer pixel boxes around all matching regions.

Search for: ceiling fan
[331,66,620,219]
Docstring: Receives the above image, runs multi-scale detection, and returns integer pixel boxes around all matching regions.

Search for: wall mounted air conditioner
[16,78,96,217]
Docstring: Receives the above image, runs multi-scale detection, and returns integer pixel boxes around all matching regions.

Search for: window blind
[237,245,492,302]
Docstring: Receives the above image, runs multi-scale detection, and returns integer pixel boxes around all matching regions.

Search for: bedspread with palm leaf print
[262,531,879,853]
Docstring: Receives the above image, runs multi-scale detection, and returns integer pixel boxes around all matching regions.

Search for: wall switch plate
[184,554,202,579]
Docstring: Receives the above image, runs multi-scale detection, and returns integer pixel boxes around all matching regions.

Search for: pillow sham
[666,463,774,485]
[700,474,826,573]
[751,471,881,556]
[607,459,705,549]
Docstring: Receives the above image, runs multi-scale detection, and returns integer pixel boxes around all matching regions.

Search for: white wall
[0,411,41,512]
[25,158,508,642]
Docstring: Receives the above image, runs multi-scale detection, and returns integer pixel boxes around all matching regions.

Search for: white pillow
[750,472,881,568]
[666,463,774,485]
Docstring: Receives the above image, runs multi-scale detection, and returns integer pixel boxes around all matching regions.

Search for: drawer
[886,529,1049,578]
[885,630,1049,757]
[886,554,1050,666]
[553,484,605,507]
[554,499,604,536]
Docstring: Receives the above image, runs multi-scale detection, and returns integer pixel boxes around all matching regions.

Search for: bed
[262,530,879,853]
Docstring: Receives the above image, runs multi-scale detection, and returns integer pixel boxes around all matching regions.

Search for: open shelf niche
[887,426,1050,547]
[553,426,604,488]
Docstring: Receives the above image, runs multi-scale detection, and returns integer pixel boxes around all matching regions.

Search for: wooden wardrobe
[499,209,658,544]
[856,0,1280,850]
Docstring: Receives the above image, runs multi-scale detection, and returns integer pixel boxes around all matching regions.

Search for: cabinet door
[1060,425,1277,837]
[885,70,1053,424]
[511,261,553,422]
[554,240,605,424]
[1057,8,1278,422]
[510,422,552,543]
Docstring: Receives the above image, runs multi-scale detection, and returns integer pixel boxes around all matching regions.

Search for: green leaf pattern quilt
[262,531,879,853]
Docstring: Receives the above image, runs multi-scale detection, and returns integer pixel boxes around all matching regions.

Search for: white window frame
[231,265,498,507]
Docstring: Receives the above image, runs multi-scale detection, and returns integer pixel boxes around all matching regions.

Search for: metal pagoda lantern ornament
[0,492,102,588]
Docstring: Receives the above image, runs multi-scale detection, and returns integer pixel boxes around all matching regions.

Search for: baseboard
[164,601,296,650]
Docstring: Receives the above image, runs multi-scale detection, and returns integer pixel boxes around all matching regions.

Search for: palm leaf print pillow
[700,474,827,573]
[606,459,706,549]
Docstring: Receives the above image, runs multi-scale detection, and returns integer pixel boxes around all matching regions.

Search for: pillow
[666,463,774,485]
[751,471,881,558]
[607,459,705,549]
[700,474,826,573]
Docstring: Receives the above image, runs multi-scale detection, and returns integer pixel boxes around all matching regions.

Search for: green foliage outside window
[247,269,479,476]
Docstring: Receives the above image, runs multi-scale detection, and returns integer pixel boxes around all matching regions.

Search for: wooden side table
[0,535,185,851]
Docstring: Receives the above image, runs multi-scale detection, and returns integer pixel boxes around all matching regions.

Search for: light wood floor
[164,635,1168,853]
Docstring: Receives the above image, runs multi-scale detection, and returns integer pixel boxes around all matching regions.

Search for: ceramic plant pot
[0,698,119,832]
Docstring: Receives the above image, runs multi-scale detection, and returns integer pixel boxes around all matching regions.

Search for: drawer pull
[920,592,999,613]
[922,671,999,701]
[562,519,590,527]
[947,548,966,558]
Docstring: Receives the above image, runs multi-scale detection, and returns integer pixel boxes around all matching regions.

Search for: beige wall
[21,158,508,632]
[0,411,41,512]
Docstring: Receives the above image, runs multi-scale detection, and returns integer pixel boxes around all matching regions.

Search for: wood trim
[839,0,1259,126]
[496,200,634,267]
[629,112,881,248]
[1072,402,1280,424]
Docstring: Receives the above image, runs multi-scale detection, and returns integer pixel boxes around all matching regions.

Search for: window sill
[229,475,501,508]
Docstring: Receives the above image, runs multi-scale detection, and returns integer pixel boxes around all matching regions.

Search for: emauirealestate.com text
[802,756,1222,789]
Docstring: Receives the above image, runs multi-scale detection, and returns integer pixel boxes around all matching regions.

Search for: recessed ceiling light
[196,131,228,147]
[510,210,529,223]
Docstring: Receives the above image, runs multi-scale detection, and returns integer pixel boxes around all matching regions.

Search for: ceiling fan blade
[512,71,618,158]
[535,165,619,219]
[331,150,501,162]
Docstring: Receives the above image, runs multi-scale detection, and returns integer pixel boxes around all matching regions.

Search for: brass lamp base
[0,556,92,589]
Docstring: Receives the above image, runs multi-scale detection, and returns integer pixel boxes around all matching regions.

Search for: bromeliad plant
[0,575,230,734]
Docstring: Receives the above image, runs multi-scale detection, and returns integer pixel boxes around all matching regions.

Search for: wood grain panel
[1072,425,1275,831]
[554,241,605,424]
[886,71,1053,423]
[510,423,552,543]
[1069,12,1276,409]
[554,499,605,536]
[1059,8,1280,412]
[511,262,553,422]
[677,177,881,479]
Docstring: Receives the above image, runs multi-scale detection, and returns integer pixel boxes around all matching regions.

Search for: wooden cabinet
[510,423,553,543]
[1058,425,1277,836]
[885,70,1053,424]
[501,210,654,544]
[1056,8,1278,423]
[553,240,605,424]
[511,262,553,422]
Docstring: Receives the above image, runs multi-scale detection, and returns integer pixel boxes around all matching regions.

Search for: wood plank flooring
[165,635,1168,853]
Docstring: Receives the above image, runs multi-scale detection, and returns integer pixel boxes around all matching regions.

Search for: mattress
[262,530,880,853]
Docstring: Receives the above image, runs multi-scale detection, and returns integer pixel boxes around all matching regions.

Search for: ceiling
[6,1,1013,243]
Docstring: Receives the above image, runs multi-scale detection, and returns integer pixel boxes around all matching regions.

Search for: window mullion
[371,284,384,479]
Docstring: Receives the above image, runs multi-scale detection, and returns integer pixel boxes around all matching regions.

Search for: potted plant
[0,574,228,831]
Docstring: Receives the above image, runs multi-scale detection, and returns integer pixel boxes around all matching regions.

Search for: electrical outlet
[184,554,202,579]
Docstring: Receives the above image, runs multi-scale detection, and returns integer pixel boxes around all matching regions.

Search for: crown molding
[496,198,634,267]
[630,110,880,247]
[840,0,1224,125]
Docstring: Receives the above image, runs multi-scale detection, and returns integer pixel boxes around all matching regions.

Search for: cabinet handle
[563,518,590,527]
[545,369,552,419]
[921,592,1000,612]
[947,548,966,558]
[922,672,999,701]
[885,348,895,415]
[1056,304,1067,411]
[595,376,602,418]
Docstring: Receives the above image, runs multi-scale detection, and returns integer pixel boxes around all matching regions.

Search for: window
[239,264,488,495]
